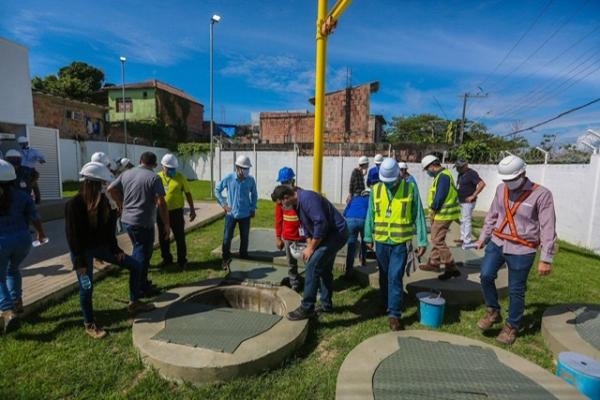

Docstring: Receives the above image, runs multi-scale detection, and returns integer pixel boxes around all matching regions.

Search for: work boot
[496,324,518,345]
[222,258,232,272]
[84,322,107,339]
[178,261,188,271]
[315,304,333,315]
[419,263,442,273]
[286,306,316,321]
[2,310,19,334]
[128,301,156,315]
[388,317,404,331]
[140,285,161,298]
[477,308,503,331]
[158,258,173,268]
[438,263,461,281]
[14,298,24,314]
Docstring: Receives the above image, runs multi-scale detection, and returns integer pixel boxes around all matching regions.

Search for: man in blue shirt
[366,153,384,187]
[215,155,258,270]
[17,136,45,204]
[271,185,348,321]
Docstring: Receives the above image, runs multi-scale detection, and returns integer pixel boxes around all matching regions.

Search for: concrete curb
[336,330,585,400]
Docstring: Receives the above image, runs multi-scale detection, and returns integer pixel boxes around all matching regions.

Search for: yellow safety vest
[428,168,460,221]
[373,180,415,244]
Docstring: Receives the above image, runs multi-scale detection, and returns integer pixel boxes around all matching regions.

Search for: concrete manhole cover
[542,304,600,361]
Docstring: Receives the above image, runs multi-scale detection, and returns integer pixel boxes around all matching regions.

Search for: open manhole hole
[132,280,308,385]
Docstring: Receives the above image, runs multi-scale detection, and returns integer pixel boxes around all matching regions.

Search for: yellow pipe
[313,0,328,193]
[330,0,352,21]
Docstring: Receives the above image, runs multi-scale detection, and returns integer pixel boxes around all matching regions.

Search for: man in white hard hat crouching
[364,158,428,331]
[157,154,196,270]
[474,155,557,345]
[215,155,258,270]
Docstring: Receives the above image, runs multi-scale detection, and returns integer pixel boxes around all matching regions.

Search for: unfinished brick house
[259,81,385,144]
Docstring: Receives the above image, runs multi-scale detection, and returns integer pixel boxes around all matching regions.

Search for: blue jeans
[71,245,143,324]
[0,233,32,311]
[123,224,155,291]
[375,242,408,318]
[480,241,536,328]
[302,229,348,311]
[222,215,251,260]
[345,218,366,275]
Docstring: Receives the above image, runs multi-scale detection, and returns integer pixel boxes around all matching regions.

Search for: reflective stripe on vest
[493,184,540,249]
[428,169,460,221]
[373,181,415,244]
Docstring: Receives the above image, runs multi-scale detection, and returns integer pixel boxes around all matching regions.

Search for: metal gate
[26,126,62,200]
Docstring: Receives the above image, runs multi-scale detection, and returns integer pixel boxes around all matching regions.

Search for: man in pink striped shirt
[475,155,557,345]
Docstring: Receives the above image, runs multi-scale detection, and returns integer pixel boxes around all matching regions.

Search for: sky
[1,0,599,146]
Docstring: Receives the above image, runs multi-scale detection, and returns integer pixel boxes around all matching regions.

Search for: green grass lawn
[5,188,600,399]
[62,180,214,201]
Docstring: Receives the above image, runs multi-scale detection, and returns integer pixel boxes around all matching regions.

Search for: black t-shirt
[457,168,482,202]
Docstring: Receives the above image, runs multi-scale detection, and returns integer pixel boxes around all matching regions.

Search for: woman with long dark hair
[65,162,154,339]
[0,159,46,333]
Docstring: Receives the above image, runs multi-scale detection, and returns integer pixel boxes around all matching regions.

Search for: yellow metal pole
[313,0,328,192]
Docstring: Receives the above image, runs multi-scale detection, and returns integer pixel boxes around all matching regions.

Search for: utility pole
[458,92,487,145]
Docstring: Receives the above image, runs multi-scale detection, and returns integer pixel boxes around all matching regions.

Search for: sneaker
[84,322,107,339]
[128,301,156,314]
[178,261,188,271]
[438,267,461,281]
[477,308,503,331]
[496,324,518,345]
[14,298,24,314]
[222,258,232,272]
[2,310,19,334]
[286,306,316,321]
[419,263,442,273]
[315,304,333,314]
[158,259,174,268]
[140,285,161,298]
[388,317,404,331]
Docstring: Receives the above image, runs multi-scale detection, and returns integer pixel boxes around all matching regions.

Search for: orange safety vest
[493,183,540,249]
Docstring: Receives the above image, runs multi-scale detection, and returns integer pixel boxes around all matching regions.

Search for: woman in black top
[65,162,154,339]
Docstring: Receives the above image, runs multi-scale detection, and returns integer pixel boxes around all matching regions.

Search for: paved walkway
[19,201,224,317]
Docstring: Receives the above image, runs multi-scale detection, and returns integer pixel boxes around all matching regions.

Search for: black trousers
[156,208,187,266]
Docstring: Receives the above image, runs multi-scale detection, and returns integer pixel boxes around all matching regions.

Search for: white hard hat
[374,154,384,164]
[421,155,439,170]
[161,153,179,169]
[398,162,408,169]
[379,158,400,183]
[0,159,16,182]
[290,242,307,261]
[5,149,21,158]
[235,155,252,169]
[497,155,527,180]
[120,157,131,166]
[358,156,369,165]
[79,161,114,183]
[17,136,28,144]
[91,152,110,167]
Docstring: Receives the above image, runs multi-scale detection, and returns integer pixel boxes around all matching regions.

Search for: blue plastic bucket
[556,352,600,400]
[417,291,445,328]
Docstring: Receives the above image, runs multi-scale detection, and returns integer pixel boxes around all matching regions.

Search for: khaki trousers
[429,219,455,265]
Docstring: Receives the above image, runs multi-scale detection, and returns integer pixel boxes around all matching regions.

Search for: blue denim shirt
[0,189,38,238]
[215,172,258,219]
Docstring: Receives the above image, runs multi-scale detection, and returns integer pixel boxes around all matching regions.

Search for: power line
[432,96,449,119]
[503,96,600,136]
[478,0,555,89]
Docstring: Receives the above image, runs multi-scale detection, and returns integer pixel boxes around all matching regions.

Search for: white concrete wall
[182,150,600,253]
[0,38,34,125]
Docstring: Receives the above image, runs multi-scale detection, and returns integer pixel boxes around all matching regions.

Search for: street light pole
[119,56,128,157]
[209,14,221,199]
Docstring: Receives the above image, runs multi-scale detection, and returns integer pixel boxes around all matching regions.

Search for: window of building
[65,110,83,120]
[116,97,133,113]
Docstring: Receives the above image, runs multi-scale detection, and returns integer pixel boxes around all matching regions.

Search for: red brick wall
[259,112,315,144]
[155,89,204,140]
[33,92,107,140]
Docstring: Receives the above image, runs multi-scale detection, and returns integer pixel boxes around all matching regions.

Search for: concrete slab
[226,259,304,287]
[211,228,285,261]
[542,304,600,361]
[19,202,224,317]
[132,282,308,385]
[336,330,584,400]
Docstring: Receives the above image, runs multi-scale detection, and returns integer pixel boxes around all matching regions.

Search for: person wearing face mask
[17,136,45,204]
[273,167,304,292]
[473,155,556,345]
[347,156,368,203]
[270,184,348,321]
[156,154,196,270]
[66,161,155,339]
[4,150,30,195]
[419,155,461,280]
[215,155,258,270]
[364,158,428,330]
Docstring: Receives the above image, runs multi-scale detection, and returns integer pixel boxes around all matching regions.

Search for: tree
[386,114,449,144]
[31,62,105,103]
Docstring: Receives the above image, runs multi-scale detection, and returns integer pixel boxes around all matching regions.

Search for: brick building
[259,81,385,144]
[32,91,108,140]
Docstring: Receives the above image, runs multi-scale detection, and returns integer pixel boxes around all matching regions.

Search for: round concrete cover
[336,331,584,400]
[132,279,308,385]
[542,304,600,361]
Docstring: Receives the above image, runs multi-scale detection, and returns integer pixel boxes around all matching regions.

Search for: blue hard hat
[277,167,295,183]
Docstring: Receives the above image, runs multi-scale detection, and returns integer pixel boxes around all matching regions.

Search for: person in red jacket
[274,167,303,292]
